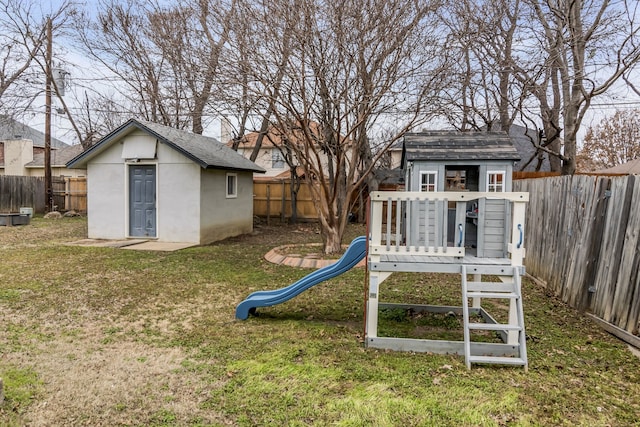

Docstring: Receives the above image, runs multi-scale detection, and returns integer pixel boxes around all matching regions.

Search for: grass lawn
[1,217,639,426]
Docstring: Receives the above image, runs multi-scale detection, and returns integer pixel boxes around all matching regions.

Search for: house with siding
[388,124,549,173]
[227,124,333,179]
[25,144,85,177]
[0,115,75,176]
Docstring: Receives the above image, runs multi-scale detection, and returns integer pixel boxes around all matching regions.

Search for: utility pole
[44,17,53,212]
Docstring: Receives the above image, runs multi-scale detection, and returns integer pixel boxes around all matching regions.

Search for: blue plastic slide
[235,235,367,320]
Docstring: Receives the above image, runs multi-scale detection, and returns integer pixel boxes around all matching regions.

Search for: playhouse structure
[236,130,529,369]
[365,131,529,369]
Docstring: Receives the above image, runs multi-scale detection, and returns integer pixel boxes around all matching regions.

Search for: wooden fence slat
[598,178,634,322]
[610,175,640,333]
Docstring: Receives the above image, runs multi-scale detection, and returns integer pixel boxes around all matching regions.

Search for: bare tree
[0,0,71,113]
[577,109,640,170]
[71,91,129,147]
[516,0,640,174]
[73,0,172,125]
[440,0,524,132]
[442,0,640,175]
[147,0,236,134]
[248,0,448,253]
[73,0,235,134]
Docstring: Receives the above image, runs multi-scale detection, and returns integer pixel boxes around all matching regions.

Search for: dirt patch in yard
[1,299,231,426]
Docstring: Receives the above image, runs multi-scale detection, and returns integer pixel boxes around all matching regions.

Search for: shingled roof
[593,157,640,175]
[26,144,84,168]
[0,115,69,149]
[67,119,265,173]
[402,130,520,164]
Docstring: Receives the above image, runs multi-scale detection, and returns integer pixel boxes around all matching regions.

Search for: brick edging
[264,244,366,269]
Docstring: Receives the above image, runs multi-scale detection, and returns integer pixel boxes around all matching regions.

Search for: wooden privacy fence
[514,175,640,340]
[0,175,45,213]
[0,175,86,214]
[253,179,318,222]
[55,177,87,213]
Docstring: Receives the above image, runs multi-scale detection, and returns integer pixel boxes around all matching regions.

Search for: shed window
[226,173,237,198]
[487,171,505,192]
[420,171,437,192]
[272,149,285,169]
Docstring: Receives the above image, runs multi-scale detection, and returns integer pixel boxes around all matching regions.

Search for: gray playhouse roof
[0,115,69,148]
[402,130,520,164]
[67,119,265,173]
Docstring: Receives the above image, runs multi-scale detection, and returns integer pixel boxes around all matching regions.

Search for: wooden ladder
[461,265,528,370]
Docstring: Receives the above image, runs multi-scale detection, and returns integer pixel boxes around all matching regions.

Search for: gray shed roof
[0,115,69,149]
[402,130,520,164]
[67,119,265,173]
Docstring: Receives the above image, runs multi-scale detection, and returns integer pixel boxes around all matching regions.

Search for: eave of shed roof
[67,119,265,173]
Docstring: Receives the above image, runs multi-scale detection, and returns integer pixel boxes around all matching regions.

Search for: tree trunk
[561,146,577,174]
[318,211,343,255]
[322,226,343,254]
[289,167,300,224]
[562,120,578,175]
[250,113,271,162]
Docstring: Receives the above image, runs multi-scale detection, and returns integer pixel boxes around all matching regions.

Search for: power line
[589,101,640,107]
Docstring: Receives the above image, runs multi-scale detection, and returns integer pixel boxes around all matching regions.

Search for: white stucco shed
[67,119,265,245]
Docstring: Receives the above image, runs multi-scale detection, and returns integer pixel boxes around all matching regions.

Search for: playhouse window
[226,173,238,198]
[487,171,505,192]
[272,149,285,169]
[420,171,437,192]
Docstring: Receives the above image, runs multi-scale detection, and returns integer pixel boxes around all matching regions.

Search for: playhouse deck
[366,190,529,369]
[371,254,523,274]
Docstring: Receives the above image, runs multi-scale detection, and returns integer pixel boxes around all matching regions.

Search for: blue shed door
[129,165,156,237]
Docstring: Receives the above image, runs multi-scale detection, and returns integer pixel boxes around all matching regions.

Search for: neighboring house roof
[374,167,404,186]
[67,119,265,173]
[0,115,69,148]
[227,122,325,149]
[593,158,640,174]
[228,128,280,149]
[26,144,85,168]
[402,130,521,164]
[485,123,551,172]
[253,166,307,181]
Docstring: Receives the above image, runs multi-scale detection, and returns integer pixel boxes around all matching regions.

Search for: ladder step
[468,356,527,366]
[467,323,521,331]
[466,291,518,299]
[466,282,515,292]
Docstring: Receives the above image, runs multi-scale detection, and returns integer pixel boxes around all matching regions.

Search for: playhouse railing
[369,191,529,266]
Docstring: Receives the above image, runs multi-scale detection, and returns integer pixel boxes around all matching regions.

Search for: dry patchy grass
[1,217,639,426]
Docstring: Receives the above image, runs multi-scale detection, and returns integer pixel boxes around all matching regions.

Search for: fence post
[281,180,286,223]
[65,177,70,211]
[266,184,271,226]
